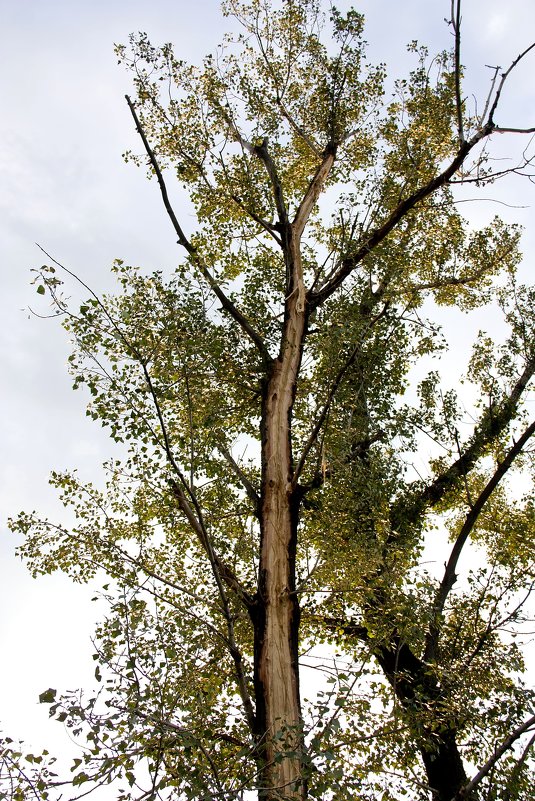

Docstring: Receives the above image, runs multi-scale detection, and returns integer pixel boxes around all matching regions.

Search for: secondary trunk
[375,639,468,801]
[420,732,469,801]
[254,237,307,800]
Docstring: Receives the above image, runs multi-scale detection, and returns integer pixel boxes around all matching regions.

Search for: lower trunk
[254,545,304,800]
[254,356,306,800]
[420,731,469,801]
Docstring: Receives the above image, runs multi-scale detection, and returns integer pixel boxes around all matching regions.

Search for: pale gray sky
[1,0,534,773]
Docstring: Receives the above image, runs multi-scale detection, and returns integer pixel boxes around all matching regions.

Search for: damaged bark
[254,233,308,799]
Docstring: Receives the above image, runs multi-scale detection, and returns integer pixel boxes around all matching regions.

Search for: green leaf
[38,688,57,704]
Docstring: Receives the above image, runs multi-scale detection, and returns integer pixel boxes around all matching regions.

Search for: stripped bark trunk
[254,233,307,800]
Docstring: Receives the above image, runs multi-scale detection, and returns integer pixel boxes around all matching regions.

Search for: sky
[1,0,535,777]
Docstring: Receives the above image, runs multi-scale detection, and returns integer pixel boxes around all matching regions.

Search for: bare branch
[450,0,464,145]
[486,42,535,127]
[492,126,535,135]
[480,65,501,125]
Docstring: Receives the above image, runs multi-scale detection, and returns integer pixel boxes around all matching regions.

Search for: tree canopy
[5,1,535,799]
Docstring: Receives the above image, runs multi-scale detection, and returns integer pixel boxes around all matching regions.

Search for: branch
[168,478,255,611]
[292,303,389,487]
[230,192,282,245]
[310,41,535,312]
[252,12,322,158]
[275,96,322,157]
[168,478,257,735]
[36,248,193,488]
[449,154,535,185]
[125,95,269,362]
[424,420,535,662]
[480,65,501,125]
[132,709,248,748]
[28,512,235,646]
[299,430,385,493]
[374,634,438,706]
[321,616,369,641]
[216,100,290,230]
[451,0,464,145]
[398,264,495,296]
[253,137,289,228]
[309,131,485,308]
[453,714,535,800]
[492,126,535,134]
[486,42,535,127]
[293,145,337,239]
[503,731,535,800]
[218,444,261,516]
[390,351,535,538]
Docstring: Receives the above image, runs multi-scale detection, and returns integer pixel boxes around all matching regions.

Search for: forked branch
[486,42,535,128]
[310,34,535,308]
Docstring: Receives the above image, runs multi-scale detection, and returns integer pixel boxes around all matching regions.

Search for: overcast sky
[1,0,535,771]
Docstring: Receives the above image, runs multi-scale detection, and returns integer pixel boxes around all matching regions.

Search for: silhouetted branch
[453,714,535,800]
[424,420,535,662]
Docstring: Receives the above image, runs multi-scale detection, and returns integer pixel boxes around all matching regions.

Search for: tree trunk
[375,639,468,801]
[420,731,469,801]
[254,236,307,800]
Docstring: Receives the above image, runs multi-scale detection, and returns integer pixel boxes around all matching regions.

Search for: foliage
[6,1,535,799]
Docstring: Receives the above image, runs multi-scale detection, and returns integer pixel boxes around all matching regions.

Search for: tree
[7,1,535,799]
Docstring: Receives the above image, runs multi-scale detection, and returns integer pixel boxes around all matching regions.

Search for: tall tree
[8,1,535,799]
